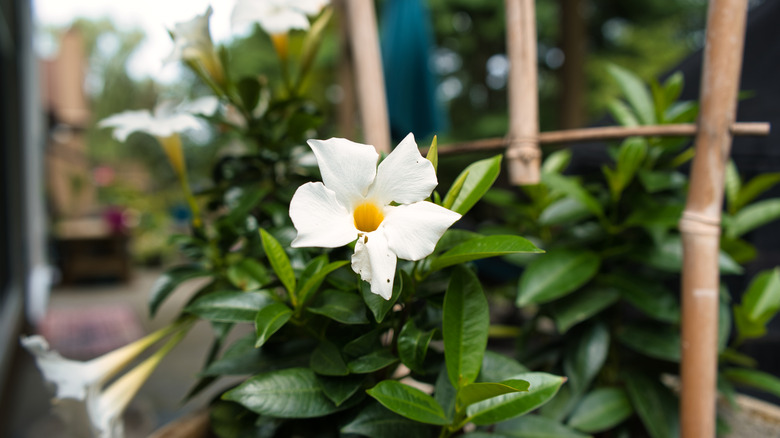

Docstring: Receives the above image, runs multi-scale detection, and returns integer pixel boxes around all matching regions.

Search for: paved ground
[1,268,249,438]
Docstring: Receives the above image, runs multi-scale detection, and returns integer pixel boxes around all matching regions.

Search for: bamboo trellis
[342,0,768,436]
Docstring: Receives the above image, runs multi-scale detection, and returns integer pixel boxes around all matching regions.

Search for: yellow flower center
[353,202,384,233]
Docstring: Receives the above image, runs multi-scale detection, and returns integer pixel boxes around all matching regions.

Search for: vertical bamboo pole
[343,0,391,154]
[505,0,540,185]
[679,0,748,437]
[335,0,357,139]
[559,0,586,130]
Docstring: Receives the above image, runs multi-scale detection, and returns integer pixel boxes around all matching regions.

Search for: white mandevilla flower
[98,98,218,143]
[167,6,223,83]
[289,133,461,299]
[231,0,330,35]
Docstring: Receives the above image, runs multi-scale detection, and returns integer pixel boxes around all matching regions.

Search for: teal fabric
[380,0,447,143]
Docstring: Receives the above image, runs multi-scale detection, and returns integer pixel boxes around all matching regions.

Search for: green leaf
[297,261,349,305]
[185,291,273,323]
[341,402,432,438]
[149,265,211,317]
[607,99,640,127]
[625,372,679,438]
[605,274,680,323]
[663,71,684,106]
[227,259,271,291]
[611,137,648,200]
[632,234,743,275]
[725,160,741,215]
[478,351,529,383]
[237,76,261,112]
[260,228,296,296]
[563,322,610,394]
[433,229,483,254]
[550,287,620,333]
[494,414,590,438]
[319,374,364,407]
[539,198,592,226]
[638,170,686,193]
[723,368,780,398]
[443,266,490,388]
[398,318,436,373]
[224,184,268,225]
[517,250,601,306]
[733,304,768,340]
[457,380,530,409]
[254,302,292,348]
[310,340,349,376]
[542,173,604,218]
[740,268,780,323]
[727,199,780,238]
[223,368,343,418]
[442,170,469,210]
[366,381,449,425]
[427,135,439,173]
[361,271,404,323]
[567,387,633,433]
[617,324,680,362]
[431,235,543,272]
[467,372,566,425]
[607,64,656,125]
[308,289,369,325]
[445,155,503,215]
[348,349,398,374]
[541,149,572,174]
[734,172,780,212]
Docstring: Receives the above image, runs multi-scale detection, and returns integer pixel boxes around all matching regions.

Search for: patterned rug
[37,305,145,360]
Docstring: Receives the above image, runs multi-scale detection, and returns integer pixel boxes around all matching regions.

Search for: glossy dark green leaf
[226,259,271,291]
[625,372,679,438]
[445,155,503,215]
[605,274,679,323]
[563,322,610,393]
[618,324,680,362]
[254,302,292,347]
[297,261,349,305]
[341,402,432,438]
[201,335,264,376]
[567,387,633,433]
[539,198,592,226]
[310,340,349,376]
[260,228,296,295]
[308,289,369,325]
[467,372,566,425]
[725,160,741,215]
[318,374,364,406]
[727,199,780,238]
[185,291,272,322]
[517,250,601,306]
[398,318,436,373]
[431,235,543,271]
[723,368,780,398]
[478,351,529,383]
[632,234,743,274]
[224,184,267,225]
[550,287,620,333]
[361,272,404,323]
[457,380,530,410]
[607,64,656,125]
[366,380,449,425]
[149,265,211,317]
[494,414,591,438]
[608,99,640,127]
[237,76,261,112]
[542,173,604,218]
[348,349,398,374]
[734,172,780,212]
[443,266,489,388]
[740,268,780,323]
[223,368,342,418]
[541,149,572,174]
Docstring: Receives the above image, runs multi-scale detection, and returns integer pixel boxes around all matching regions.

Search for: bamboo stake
[679,0,748,437]
[424,122,769,156]
[342,0,391,154]
[334,0,357,140]
[505,0,540,185]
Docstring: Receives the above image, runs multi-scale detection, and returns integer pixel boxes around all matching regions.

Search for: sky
[33,0,239,83]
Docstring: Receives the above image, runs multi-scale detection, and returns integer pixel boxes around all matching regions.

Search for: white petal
[21,335,93,400]
[98,110,154,142]
[382,202,461,261]
[307,137,379,208]
[179,96,220,116]
[368,133,437,205]
[351,232,396,300]
[290,182,357,248]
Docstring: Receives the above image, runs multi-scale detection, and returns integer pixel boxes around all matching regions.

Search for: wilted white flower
[168,6,224,84]
[289,133,461,299]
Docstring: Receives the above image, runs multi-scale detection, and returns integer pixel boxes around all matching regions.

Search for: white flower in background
[98,97,218,143]
[289,133,461,299]
[21,325,182,438]
[231,0,330,35]
[168,6,224,84]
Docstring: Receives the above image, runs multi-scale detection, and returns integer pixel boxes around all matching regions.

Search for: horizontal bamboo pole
[429,122,769,155]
